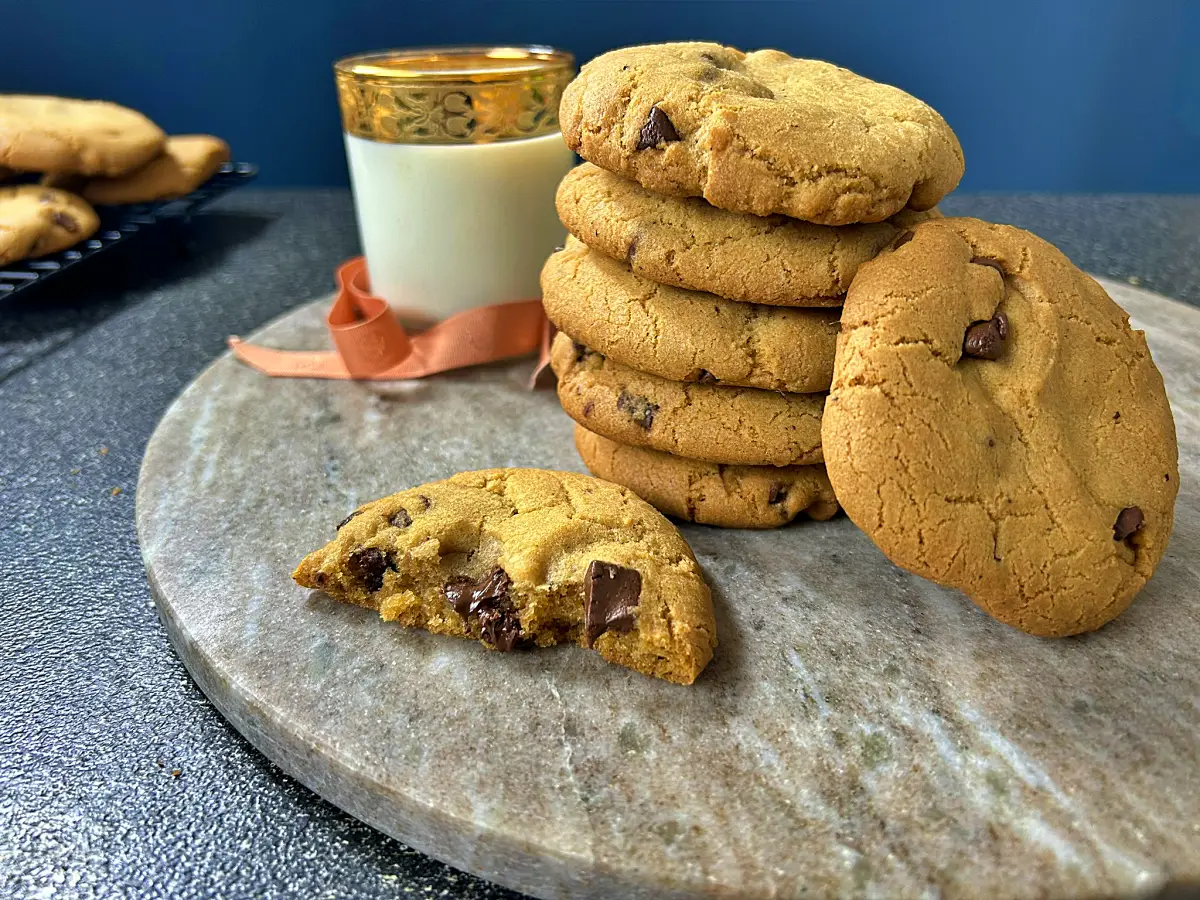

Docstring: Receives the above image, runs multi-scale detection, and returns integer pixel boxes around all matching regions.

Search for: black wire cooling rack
[0,161,259,298]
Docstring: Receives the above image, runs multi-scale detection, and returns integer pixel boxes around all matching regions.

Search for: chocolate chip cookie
[542,237,839,392]
[0,95,166,177]
[822,217,1179,636]
[575,425,838,529]
[551,332,825,466]
[293,468,717,684]
[0,186,99,265]
[557,163,938,306]
[71,135,231,204]
[560,43,963,225]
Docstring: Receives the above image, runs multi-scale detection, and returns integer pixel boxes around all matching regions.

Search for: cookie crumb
[110,487,122,496]
[170,768,182,778]
[99,447,109,456]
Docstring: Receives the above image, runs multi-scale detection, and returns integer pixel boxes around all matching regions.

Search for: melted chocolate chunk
[478,605,522,652]
[572,341,594,363]
[52,211,78,233]
[697,369,718,384]
[962,312,1010,360]
[584,560,642,647]
[970,255,1006,275]
[336,508,362,530]
[444,567,522,651]
[636,106,680,150]
[444,567,511,619]
[1113,506,1144,543]
[390,508,412,529]
[768,484,787,505]
[347,547,389,592]
[892,231,914,250]
[616,390,659,430]
[418,494,432,510]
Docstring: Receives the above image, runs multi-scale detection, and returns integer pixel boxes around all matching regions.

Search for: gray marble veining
[136,278,1200,900]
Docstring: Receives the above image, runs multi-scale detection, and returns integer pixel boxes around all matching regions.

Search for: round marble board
[136,279,1200,900]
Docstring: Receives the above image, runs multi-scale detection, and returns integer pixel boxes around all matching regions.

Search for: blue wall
[5,0,1198,191]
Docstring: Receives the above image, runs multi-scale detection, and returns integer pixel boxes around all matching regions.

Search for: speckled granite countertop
[2,190,1198,899]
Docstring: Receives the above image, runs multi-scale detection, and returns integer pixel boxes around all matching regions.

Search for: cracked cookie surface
[293,468,717,684]
[575,425,838,529]
[560,42,963,225]
[557,162,937,306]
[822,217,1179,636]
[551,331,825,466]
[542,236,839,392]
[0,185,98,265]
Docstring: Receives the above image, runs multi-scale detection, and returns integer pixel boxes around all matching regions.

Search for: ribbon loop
[229,256,552,385]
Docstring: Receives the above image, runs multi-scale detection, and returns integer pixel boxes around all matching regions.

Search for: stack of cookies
[0,95,231,265]
[542,42,964,529]
[542,41,1179,638]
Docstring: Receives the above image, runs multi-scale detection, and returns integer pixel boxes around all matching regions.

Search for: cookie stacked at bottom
[543,170,933,528]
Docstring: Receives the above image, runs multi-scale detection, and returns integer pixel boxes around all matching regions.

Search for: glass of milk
[334,46,576,319]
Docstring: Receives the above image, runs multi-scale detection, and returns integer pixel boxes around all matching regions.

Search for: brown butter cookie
[542,237,840,393]
[822,217,1179,636]
[561,43,963,225]
[551,331,825,467]
[0,185,99,265]
[0,95,165,177]
[557,162,937,306]
[293,468,717,684]
[575,425,838,529]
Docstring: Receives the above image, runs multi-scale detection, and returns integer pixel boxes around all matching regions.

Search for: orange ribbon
[229,256,554,385]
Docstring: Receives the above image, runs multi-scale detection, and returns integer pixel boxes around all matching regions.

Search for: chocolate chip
[572,341,594,363]
[962,312,1010,360]
[697,369,718,384]
[636,106,680,150]
[970,256,1006,274]
[1113,411,1121,422]
[616,391,659,430]
[583,560,642,647]
[582,401,595,417]
[418,495,432,510]
[336,509,362,530]
[313,571,327,588]
[52,211,78,233]
[444,567,523,651]
[444,567,511,619]
[1113,507,1144,543]
[347,547,389,592]
[892,231,914,250]
[390,508,412,528]
[626,234,640,261]
[477,604,522,652]
[768,484,787,505]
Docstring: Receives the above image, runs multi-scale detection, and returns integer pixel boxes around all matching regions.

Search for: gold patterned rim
[334,46,575,144]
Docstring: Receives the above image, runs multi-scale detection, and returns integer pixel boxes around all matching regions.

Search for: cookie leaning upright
[0,96,166,177]
[822,218,1178,636]
[560,43,963,225]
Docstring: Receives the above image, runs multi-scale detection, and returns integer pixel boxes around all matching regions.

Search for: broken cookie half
[293,468,717,684]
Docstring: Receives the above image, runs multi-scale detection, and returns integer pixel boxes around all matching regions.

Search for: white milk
[345,132,574,318]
